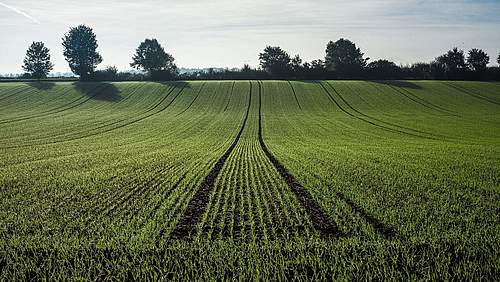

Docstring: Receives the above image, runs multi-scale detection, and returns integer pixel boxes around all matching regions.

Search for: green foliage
[0,81,499,279]
[259,46,292,76]
[366,59,401,79]
[131,39,177,80]
[436,48,466,73]
[62,25,103,80]
[22,41,54,79]
[467,48,490,72]
[325,38,368,74]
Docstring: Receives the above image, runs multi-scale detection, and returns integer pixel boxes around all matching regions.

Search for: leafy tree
[62,25,102,80]
[310,59,325,71]
[258,46,292,76]
[22,41,54,79]
[94,66,119,81]
[241,64,253,73]
[429,61,447,79]
[291,55,303,74]
[325,39,368,75]
[436,48,466,73]
[467,49,489,72]
[497,53,500,65]
[130,39,177,79]
[410,63,432,79]
[366,59,401,79]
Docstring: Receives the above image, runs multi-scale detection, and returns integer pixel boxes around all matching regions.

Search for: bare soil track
[171,82,252,240]
[257,81,340,238]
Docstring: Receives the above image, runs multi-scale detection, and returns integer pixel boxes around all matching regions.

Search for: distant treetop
[22,41,54,79]
[259,46,292,76]
[467,49,489,72]
[130,38,177,80]
[62,25,102,81]
[325,38,368,76]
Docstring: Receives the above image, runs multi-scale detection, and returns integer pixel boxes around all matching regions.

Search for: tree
[22,41,54,79]
[325,39,368,76]
[94,66,119,81]
[291,55,303,74]
[436,48,466,73]
[467,49,489,72]
[429,61,447,79]
[62,25,102,80]
[241,64,253,73]
[310,59,325,71]
[130,39,177,80]
[497,53,500,65]
[366,59,401,79]
[410,63,431,79]
[258,46,292,76]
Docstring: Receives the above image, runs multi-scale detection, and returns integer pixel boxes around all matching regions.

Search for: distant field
[0,80,499,280]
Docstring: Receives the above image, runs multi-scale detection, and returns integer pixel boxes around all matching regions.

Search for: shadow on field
[73,82,122,102]
[372,80,423,89]
[27,81,56,90]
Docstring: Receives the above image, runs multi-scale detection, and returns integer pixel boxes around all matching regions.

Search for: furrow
[257,81,341,238]
[170,81,252,240]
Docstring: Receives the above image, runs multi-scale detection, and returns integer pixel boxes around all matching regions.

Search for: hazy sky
[1,0,499,73]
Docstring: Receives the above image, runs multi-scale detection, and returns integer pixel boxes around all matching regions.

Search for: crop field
[0,80,499,280]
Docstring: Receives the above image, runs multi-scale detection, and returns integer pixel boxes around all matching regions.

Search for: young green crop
[0,80,498,280]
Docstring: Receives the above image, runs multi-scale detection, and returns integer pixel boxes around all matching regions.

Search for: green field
[0,80,499,280]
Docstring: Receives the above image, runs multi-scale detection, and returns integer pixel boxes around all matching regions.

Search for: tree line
[18,24,500,81]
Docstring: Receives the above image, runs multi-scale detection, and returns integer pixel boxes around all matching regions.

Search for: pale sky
[1,0,499,73]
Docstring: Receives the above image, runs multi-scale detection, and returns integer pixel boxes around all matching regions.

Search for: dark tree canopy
[22,41,54,79]
[130,39,177,78]
[436,48,466,73]
[325,38,367,75]
[62,25,102,80]
[410,63,432,79]
[93,66,119,81]
[497,53,500,65]
[467,49,489,72]
[259,46,292,76]
[291,55,303,74]
[366,59,401,79]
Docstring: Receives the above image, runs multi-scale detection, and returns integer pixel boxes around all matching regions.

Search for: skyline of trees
[10,24,500,81]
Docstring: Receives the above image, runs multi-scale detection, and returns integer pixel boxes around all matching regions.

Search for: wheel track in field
[334,192,397,239]
[318,82,443,141]
[287,81,302,110]
[2,91,239,170]
[127,172,189,240]
[382,84,459,116]
[223,81,236,112]
[260,81,399,240]
[0,84,109,124]
[442,82,500,107]
[0,83,163,145]
[257,81,340,238]
[333,82,451,140]
[1,84,185,149]
[170,81,252,240]
[0,85,98,118]
[176,82,206,116]
[0,85,33,103]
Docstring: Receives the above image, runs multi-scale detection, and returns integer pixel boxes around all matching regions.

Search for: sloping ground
[0,81,499,280]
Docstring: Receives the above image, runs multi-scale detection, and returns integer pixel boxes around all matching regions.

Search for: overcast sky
[0,0,499,73]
